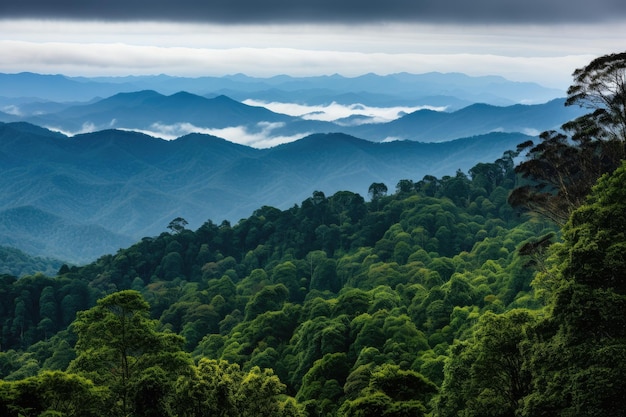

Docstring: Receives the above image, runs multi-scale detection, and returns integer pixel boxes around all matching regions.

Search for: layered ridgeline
[1,54,625,417]
[0,121,531,263]
[0,71,564,105]
[0,90,583,143]
[0,73,586,264]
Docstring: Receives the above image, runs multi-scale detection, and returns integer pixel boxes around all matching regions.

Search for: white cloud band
[1,20,625,89]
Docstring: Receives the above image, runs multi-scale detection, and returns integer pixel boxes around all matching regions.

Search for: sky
[0,1,625,89]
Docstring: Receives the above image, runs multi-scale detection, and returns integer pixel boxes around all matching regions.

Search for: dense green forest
[1,52,625,417]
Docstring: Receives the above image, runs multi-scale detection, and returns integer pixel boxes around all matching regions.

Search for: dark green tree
[368,183,388,201]
[437,309,536,417]
[167,217,189,234]
[0,370,108,417]
[339,364,436,417]
[522,161,626,417]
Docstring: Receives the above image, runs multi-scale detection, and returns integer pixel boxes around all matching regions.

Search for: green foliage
[1,52,626,417]
[69,290,192,416]
[437,309,536,417]
[0,142,566,416]
[0,370,109,417]
[174,359,301,417]
[519,161,626,417]
[339,364,435,417]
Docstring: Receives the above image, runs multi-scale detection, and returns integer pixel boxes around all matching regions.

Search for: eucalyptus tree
[510,52,626,224]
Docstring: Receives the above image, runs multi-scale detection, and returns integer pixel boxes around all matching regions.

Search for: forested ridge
[0,246,62,278]
[1,52,626,417]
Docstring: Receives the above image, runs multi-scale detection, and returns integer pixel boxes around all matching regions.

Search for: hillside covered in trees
[1,52,625,417]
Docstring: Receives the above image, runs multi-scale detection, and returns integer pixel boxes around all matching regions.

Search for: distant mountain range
[0,71,564,107]
[1,89,584,145]
[0,71,583,264]
[0,121,531,263]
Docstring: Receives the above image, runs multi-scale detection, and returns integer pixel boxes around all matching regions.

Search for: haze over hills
[0,71,563,107]
[0,121,530,263]
[0,70,578,264]
[0,89,584,146]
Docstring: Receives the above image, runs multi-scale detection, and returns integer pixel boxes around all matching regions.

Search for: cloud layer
[1,6,625,94]
[1,0,625,23]
[243,100,447,123]
[2,19,624,90]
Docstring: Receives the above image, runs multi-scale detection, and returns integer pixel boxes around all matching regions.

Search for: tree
[522,161,626,417]
[339,364,436,417]
[244,284,289,320]
[508,131,609,224]
[69,290,191,417]
[469,162,505,195]
[510,52,626,224]
[174,359,296,417]
[561,160,626,293]
[174,359,239,417]
[329,191,367,224]
[370,364,437,403]
[437,309,535,417]
[297,352,350,416]
[167,217,189,234]
[368,183,388,201]
[0,371,108,417]
[566,52,626,142]
[235,366,291,417]
[395,179,415,194]
[131,367,175,417]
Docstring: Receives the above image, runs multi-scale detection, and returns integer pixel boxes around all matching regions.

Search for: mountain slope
[0,122,530,262]
[26,91,294,133]
[342,98,586,142]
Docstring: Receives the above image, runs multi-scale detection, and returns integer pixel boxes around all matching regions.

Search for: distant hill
[22,91,293,134]
[343,98,586,142]
[0,245,65,277]
[0,122,530,263]
[2,90,584,144]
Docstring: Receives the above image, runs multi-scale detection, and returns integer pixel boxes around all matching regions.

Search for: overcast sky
[1,0,625,88]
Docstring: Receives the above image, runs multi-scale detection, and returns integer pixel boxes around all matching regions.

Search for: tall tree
[510,52,626,224]
[69,290,191,417]
[167,217,189,234]
[566,52,626,142]
[368,183,388,201]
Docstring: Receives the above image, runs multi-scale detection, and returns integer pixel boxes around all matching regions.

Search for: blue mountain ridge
[0,71,564,105]
[1,90,585,144]
[0,122,531,263]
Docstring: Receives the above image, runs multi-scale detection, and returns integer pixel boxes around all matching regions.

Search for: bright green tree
[69,290,191,417]
[0,370,108,417]
[339,364,436,417]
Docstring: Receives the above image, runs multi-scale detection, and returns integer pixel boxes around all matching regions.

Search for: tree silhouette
[510,52,626,224]
[167,217,188,234]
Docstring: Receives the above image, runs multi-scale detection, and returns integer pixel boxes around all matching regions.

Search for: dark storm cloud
[1,0,625,24]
